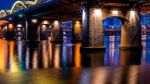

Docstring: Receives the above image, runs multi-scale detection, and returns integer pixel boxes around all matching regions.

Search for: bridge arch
[0,10,8,18]
[103,16,128,23]
[141,13,150,27]
[34,0,39,4]
[102,16,129,35]
[10,1,34,14]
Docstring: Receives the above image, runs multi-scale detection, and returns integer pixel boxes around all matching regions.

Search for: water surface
[0,35,149,84]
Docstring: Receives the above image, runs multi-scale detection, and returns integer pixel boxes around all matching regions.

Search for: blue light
[8,17,13,21]
[141,14,150,27]
[103,17,122,29]
[18,14,24,18]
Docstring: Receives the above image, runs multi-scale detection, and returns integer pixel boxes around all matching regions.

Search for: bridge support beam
[6,23,15,40]
[81,5,105,50]
[120,9,142,49]
[81,4,142,50]
[27,18,41,42]
[51,20,62,42]
[73,20,82,42]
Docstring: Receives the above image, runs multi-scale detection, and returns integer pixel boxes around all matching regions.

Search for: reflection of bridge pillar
[0,26,2,38]
[51,20,62,42]
[81,50,105,67]
[120,49,141,65]
[82,5,105,49]
[120,9,142,49]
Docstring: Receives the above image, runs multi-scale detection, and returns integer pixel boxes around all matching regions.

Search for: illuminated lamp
[112,10,118,15]
[94,9,102,16]
[31,19,38,24]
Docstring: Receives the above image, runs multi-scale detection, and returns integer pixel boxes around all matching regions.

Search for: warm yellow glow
[0,20,8,25]
[112,10,118,15]
[8,23,14,31]
[54,20,59,25]
[130,10,136,17]
[54,45,61,68]
[53,20,60,29]
[9,41,19,72]
[0,40,7,72]
[48,38,52,65]
[42,41,49,68]
[0,26,2,31]
[32,50,38,69]
[75,43,81,67]
[42,20,50,24]
[74,21,81,34]
[31,19,38,24]
[94,9,102,16]
[129,10,137,22]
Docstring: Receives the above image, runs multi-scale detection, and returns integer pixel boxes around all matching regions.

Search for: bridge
[0,0,150,50]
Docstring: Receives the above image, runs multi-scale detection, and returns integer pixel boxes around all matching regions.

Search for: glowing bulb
[94,9,102,16]
[42,20,50,24]
[8,24,14,31]
[130,10,135,16]
[17,24,23,28]
[54,20,59,25]
[31,19,38,24]
[112,10,118,15]
[41,25,47,29]
[76,21,80,24]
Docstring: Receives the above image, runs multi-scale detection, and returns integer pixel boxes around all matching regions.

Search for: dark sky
[0,0,16,10]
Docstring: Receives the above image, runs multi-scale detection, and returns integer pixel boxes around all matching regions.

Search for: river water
[0,35,149,84]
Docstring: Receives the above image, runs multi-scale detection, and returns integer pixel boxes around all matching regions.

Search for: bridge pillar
[27,18,41,42]
[81,4,142,50]
[51,20,62,42]
[73,20,82,42]
[5,23,15,40]
[120,9,142,49]
[81,5,105,49]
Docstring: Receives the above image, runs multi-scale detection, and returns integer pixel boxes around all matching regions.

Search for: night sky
[0,0,16,10]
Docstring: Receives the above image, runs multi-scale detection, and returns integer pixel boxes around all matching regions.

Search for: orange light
[8,23,14,31]
[74,21,81,34]
[0,40,7,72]
[75,44,81,67]
[9,41,19,72]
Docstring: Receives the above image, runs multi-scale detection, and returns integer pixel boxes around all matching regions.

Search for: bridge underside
[0,0,150,49]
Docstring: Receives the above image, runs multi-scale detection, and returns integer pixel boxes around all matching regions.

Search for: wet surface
[0,35,149,84]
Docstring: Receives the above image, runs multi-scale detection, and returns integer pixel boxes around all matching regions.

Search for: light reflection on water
[104,36,120,66]
[0,35,150,84]
[0,35,150,71]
